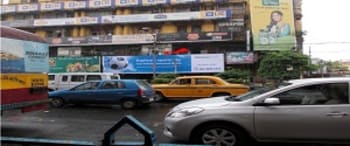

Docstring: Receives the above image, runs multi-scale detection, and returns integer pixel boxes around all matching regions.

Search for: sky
[302,0,350,61]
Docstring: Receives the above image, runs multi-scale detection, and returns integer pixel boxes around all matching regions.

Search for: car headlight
[167,107,204,118]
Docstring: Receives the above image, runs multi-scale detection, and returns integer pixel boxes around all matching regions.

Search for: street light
[152,31,159,79]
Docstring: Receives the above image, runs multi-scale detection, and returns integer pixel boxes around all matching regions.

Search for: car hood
[173,96,239,110]
[49,90,69,96]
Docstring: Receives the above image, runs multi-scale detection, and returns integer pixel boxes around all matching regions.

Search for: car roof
[288,77,350,85]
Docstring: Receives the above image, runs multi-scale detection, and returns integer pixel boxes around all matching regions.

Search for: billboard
[250,0,296,50]
[226,52,254,64]
[1,37,49,73]
[49,57,101,73]
[103,54,224,74]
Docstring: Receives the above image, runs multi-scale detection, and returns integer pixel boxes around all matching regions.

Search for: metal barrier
[1,115,208,146]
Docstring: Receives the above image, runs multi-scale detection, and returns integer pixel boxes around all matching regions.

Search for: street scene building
[0,0,303,79]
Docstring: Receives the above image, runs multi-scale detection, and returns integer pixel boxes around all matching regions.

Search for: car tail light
[138,89,144,97]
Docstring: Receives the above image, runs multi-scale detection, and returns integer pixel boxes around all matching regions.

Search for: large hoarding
[250,0,296,51]
[49,57,101,73]
[1,37,49,73]
[103,54,224,74]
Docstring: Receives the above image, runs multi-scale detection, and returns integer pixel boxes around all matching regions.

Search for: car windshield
[226,87,274,101]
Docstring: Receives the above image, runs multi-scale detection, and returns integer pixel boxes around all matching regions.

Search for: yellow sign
[250,0,296,50]
[0,73,48,90]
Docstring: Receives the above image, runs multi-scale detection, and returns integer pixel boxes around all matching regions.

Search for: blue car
[49,79,155,109]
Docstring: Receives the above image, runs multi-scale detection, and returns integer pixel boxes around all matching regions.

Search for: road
[1,101,346,146]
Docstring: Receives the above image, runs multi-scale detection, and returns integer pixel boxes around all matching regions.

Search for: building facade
[1,0,303,79]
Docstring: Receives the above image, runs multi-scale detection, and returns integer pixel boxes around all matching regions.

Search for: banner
[250,0,296,50]
[142,0,168,6]
[1,38,49,73]
[226,52,254,64]
[17,4,39,12]
[0,5,16,14]
[49,57,101,73]
[112,34,154,44]
[34,17,98,26]
[103,54,224,74]
[89,0,113,8]
[170,0,198,4]
[40,2,62,11]
[64,1,87,10]
[115,0,141,7]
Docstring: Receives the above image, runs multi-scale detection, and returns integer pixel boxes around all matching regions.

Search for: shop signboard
[103,54,224,74]
[89,0,113,8]
[40,2,63,11]
[142,0,168,6]
[226,52,254,64]
[17,4,39,12]
[0,5,16,14]
[115,0,141,7]
[64,1,87,10]
[250,0,296,50]
[49,57,101,73]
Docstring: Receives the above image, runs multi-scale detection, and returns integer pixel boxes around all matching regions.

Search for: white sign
[0,5,16,14]
[191,54,224,73]
[64,1,87,9]
[89,0,112,8]
[112,34,154,44]
[17,4,39,12]
[115,0,140,6]
[40,2,62,11]
[34,18,75,26]
[142,0,167,6]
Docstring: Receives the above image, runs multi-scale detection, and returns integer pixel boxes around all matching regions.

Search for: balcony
[47,31,246,46]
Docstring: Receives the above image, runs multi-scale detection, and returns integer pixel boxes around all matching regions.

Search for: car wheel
[212,93,230,97]
[121,99,137,109]
[192,124,248,146]
[50,98,64,108]
[154,92,165,102]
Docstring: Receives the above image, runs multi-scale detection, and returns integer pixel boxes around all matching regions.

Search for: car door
[64,82,100,103]
[254,82,350,140]
[164,78,194,97]
[93,81,124,104]
[193,78,215,97]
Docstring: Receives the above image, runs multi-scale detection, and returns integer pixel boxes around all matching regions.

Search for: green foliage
[258,51,309,82]
[326,61,349,72]
[151,73,176,84]
[215,69,250,83]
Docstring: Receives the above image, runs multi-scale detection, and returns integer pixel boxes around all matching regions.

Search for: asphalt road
[1,101,347,146]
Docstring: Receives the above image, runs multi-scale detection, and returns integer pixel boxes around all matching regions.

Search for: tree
[257,51,310,85]
[215,68,250,84]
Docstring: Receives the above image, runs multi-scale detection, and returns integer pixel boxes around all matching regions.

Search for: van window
[87,75,102,81]
[62,76,68,82]
[48,75,55,81]
[71,75,85,82]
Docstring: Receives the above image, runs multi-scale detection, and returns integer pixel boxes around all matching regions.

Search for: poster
[49,57,101,73]
[250,0,296,50]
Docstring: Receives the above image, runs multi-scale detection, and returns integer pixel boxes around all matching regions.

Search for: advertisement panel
[103,54,224,74]
[89,0,112,8]
[34,18,75,26]
[0,5,16,14]
[170,0,198,4]
[200,10,230,19]
[17,4,39,12]
[250,0,296,50]
[226,52,254,64]
[142,0,168,6]
[76,17,99,25]
[112,34,154,44]
[1,38,49,73]
[40,2,62,11]
[64,1,87,10]
[49,57,101,73]
[115,0,141,7]
[191,54,224,73]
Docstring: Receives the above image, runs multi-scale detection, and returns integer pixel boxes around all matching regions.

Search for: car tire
[191,123,248,146]
[121,99,137,109]
[50,98,64,108]
[154,92,165,102]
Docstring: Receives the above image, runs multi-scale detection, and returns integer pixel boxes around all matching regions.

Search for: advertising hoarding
[17,4,39,12]
[226,52,254,64]
[1,37,49,73]
[250,0,296,50]
[64,1,87,10]
[40,2,62,11]
[49,57,101,73]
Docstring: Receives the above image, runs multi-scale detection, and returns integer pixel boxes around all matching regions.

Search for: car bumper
[163,116,197,142]
[139,97,154,104]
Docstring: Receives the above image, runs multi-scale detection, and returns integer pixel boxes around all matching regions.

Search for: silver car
[163,77,350,146]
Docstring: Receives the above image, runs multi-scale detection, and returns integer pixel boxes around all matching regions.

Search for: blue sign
[103,55,191,74]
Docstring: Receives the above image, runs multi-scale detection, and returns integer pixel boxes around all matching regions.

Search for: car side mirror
[263,98,280,105]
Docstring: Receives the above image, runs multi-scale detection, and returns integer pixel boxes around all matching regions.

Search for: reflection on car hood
[174,96,232,110]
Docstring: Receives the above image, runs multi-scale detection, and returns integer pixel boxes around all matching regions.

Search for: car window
[73,82,100,90]
[71,75,85,82]
[102,81,118,89]
[87,75,102,81]
[173,79,191,85]
[61,75,68,82]
[48,75,55,81]
[137,80,152,89]
[273,83,349,105]
[195,78,215,85]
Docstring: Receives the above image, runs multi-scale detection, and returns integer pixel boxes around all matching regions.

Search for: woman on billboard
[266,10,291,37]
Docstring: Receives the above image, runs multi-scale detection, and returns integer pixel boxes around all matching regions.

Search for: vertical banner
[49,57,101,73]
[250,0,296,50]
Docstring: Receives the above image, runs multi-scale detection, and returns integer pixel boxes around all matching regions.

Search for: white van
[48,72,120,91]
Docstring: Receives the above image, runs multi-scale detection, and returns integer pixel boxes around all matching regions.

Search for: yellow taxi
[152,76,249,101]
